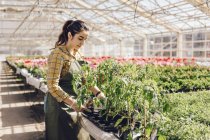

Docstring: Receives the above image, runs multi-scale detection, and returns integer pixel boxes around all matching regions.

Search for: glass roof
[0,0,210,48]
[79,0,210,34]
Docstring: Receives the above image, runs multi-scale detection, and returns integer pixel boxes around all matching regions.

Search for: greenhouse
[0,0,210,140]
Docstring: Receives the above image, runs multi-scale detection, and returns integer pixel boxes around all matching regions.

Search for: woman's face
[69,30,89,53]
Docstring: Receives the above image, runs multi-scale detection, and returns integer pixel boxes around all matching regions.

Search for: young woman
[45,20,105,140]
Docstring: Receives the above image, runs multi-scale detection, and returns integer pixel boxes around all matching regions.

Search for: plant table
[67,112,119,140]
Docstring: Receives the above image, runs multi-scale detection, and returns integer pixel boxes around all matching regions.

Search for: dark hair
[55,20,89,47]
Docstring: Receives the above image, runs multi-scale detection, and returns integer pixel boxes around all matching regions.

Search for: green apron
[45,60,93,140]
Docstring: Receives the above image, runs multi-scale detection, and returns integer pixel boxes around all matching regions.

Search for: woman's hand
[70,100,86,112]
[64,98,86,112]
[97,92,106,99]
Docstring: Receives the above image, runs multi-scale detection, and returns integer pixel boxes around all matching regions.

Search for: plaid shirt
[47,46,74,102]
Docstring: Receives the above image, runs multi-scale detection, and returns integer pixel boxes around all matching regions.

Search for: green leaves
[156,65,210,93]
[72,59,210,139]
[158,134,166,140]
[158,91,210,139]
[114,116,126,127]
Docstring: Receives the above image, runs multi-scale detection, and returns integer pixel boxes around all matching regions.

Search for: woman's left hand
[97,92,106,99]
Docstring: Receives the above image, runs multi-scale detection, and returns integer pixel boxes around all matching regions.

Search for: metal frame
[0,0,210,56]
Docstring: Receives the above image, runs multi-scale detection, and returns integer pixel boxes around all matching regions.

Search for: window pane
[194,42,204,49]
[139,44,143,50]
[155,52,161,56]
[134,45,139,50]
[172,36,177,42]
[134,52,141,56]
[163,51,170,57]
[206,42,210,49]
[148,51,153,56]
[163,44,170,50]
[207,51,210,58]
[154,44,161,50]
[184,34,192,41]
[206,32,210,40]
[194,32,205,40]
[139,52,143,56]
[172,51,177,57]
[171,44,177,50]
[134,40,140,50]
[149,45,154,50]
[183,43,192,49]
[155,37,162,43]
[193,51,205,57]
[183,51,192,57]
[149,38,154,45]
[163,36,170,42]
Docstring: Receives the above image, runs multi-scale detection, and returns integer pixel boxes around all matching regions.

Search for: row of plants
[159,91,210,140]
[6,56,47,80]
[166,91,210,126]
[84,56,196,67]
[73,59,170,139]
[6,56,210,139]
[7,56,210,94]
[138,65,210,93]
[73,59,210,139]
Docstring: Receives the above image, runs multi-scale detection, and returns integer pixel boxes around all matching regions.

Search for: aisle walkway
[0,62,45,140]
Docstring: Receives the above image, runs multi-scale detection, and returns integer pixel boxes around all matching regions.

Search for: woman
[45,20,105,140]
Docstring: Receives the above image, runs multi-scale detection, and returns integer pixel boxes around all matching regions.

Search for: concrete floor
[0,62,45,140]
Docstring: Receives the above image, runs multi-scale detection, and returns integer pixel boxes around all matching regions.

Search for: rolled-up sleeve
[47,50,70,102]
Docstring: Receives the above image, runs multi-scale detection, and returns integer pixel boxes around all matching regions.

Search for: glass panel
[193,51,205,57]
[154,44,162,50]
[194,32,205,40]
[155,37,162,43]
[183,51,192,57]
[206,32,210,40]
[171,44,177,50]
[172,36,177,42]
[155,52,161,56]
[139,44,143,50]
[172,51,177,57]
[163,36,170,42]
[135,40,140,44]
[149,38,154,42]
[134,45,139,50]
[163,44,171,50]
[149,45,154,50]
[184,34,192,41]
[134,52,140,56]
[183,43,192,49]
[207,42,210,49]
[163,51,170,57]
[186,20,204,29]
[139,52,143,56]
[134,40,142,51]
[207,51,210,58]
[194,42,205,49]
[148,51,153,56]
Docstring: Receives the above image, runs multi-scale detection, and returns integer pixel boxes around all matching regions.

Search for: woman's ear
[68,32,72,39]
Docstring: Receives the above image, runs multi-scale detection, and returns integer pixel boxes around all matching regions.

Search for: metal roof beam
[52,9,123,41]
[75,0,146,38]
[185,0,210,16]
[117,0,181,33]
[0,33,57,38]
[0,3,123,41]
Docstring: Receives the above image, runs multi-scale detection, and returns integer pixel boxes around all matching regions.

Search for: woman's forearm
[63,97,75,106]
[89,85,101,95]
[89,85,106,99]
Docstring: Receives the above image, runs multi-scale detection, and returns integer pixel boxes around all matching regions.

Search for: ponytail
[55,20,89,48]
